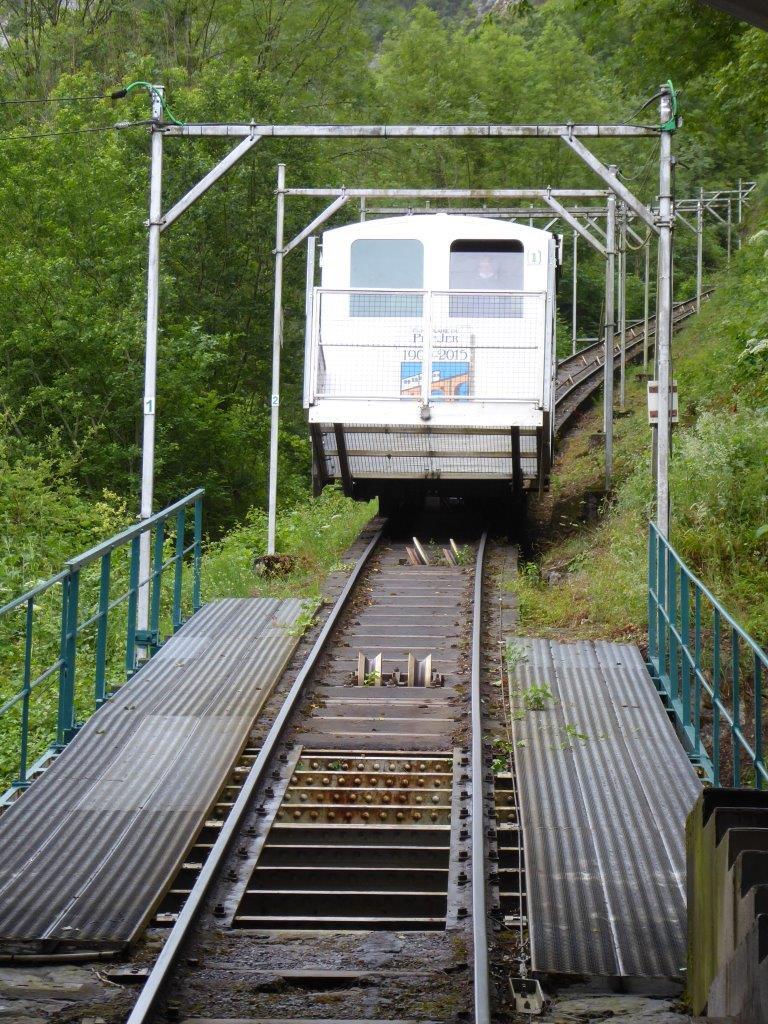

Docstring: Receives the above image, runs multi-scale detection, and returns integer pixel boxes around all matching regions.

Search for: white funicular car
[303,213,559,516]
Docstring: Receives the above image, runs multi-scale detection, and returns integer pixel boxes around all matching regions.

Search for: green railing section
[648,521,767,788]
[0,489,203,794]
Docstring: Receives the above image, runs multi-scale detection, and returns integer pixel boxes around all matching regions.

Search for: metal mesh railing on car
[310,288,547,406]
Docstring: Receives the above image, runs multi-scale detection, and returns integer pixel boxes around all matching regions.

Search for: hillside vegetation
[514,182,768,643]
[0,0,766,606]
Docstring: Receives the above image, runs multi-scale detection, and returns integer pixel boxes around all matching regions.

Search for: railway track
[123,522,517,1024]
[555,290,712,432]
[5,290,713,1020]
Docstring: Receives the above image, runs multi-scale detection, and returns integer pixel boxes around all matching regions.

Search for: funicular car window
[449,240,524,317]
[350,238,424,317]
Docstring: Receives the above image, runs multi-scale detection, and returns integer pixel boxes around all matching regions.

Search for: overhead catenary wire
[0,84,182,117]
[0,121,152,143]
[0,95,113,105]
[111,81,186,127]
[621,90,664,125]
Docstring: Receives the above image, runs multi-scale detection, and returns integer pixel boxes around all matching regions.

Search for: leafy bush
[202,485,377,601]
[512,188,768,644]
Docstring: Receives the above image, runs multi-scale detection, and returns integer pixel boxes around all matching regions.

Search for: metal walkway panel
[0,597,304,951]
[509,638,701,981]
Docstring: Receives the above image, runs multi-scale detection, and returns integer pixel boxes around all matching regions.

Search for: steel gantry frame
[276,178,616,499]
[134,89,679,646]
[367,178,754,357]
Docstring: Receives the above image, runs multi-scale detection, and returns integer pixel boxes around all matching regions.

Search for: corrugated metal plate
[0,597,305,951]
[509,638,701,980]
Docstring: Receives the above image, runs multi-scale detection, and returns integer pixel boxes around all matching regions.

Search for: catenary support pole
[302,236,316,412]
[137,86,165,649]
[267,164,286,555]
[726,198,732,263]
[572,230,578,354]
[619,203,627,410]
[696,187,703,312]
[604,178,617,491]
[737,177,743,248]
[643,237,651,371]
[656,88,675,537]
[360,196,366,222]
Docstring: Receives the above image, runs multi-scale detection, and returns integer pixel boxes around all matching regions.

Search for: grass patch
[510,186,768,646]
[202,484,376,601]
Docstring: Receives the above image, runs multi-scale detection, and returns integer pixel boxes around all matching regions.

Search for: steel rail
[125,524,385,1024]
[557,289,712,377]
[554,291,711,430]
[471,531,491,1024]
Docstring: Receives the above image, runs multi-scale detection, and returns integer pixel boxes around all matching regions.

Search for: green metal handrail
[648,521,767,788]
[0,489,204,795]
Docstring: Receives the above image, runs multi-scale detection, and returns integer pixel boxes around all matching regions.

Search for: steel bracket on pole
[159,132,262,233]
[282,195,349,257]
[675,211,697,234]
[543,194,606,257]
[560,134,658,233]
[703,203,726,225]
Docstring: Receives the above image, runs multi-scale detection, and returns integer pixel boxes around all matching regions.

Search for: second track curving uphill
[555,290,712,431]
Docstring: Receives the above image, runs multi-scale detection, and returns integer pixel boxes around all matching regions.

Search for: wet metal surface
[141,536,479,1022]
[231,750,456,931]
[509,638,701,982]
[0,598,304,952]
[291,549,471,751]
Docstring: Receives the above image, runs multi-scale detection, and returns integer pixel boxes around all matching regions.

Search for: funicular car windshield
[349,238,424,317]
[449,239,524,317]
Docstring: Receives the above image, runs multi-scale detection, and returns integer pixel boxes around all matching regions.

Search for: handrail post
[57,570,80,745]
[667,544,678,704]
[173,507,186,632]
[55,579,69,748]
[680,569,690,730]
[95,553,111,706]
[193,493,203,613]
[713,608,721,786]
[648,525,657,668]
[732,628,741,786]
[150,520,165,648]
[755,655,763,790]
[126,536,141,675]
[657,534,667,690]
[694,588,702,758]
[16,598,34,787]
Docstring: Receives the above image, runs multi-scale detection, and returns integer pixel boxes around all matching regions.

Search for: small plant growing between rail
[520,682,555,711]
[505,640,526,671]
[331,560,356,573]
[362,670,380,686]
[285,599,320,638]
[453,544,474,566]
[562,723,589,749]
[491,737,515,775]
